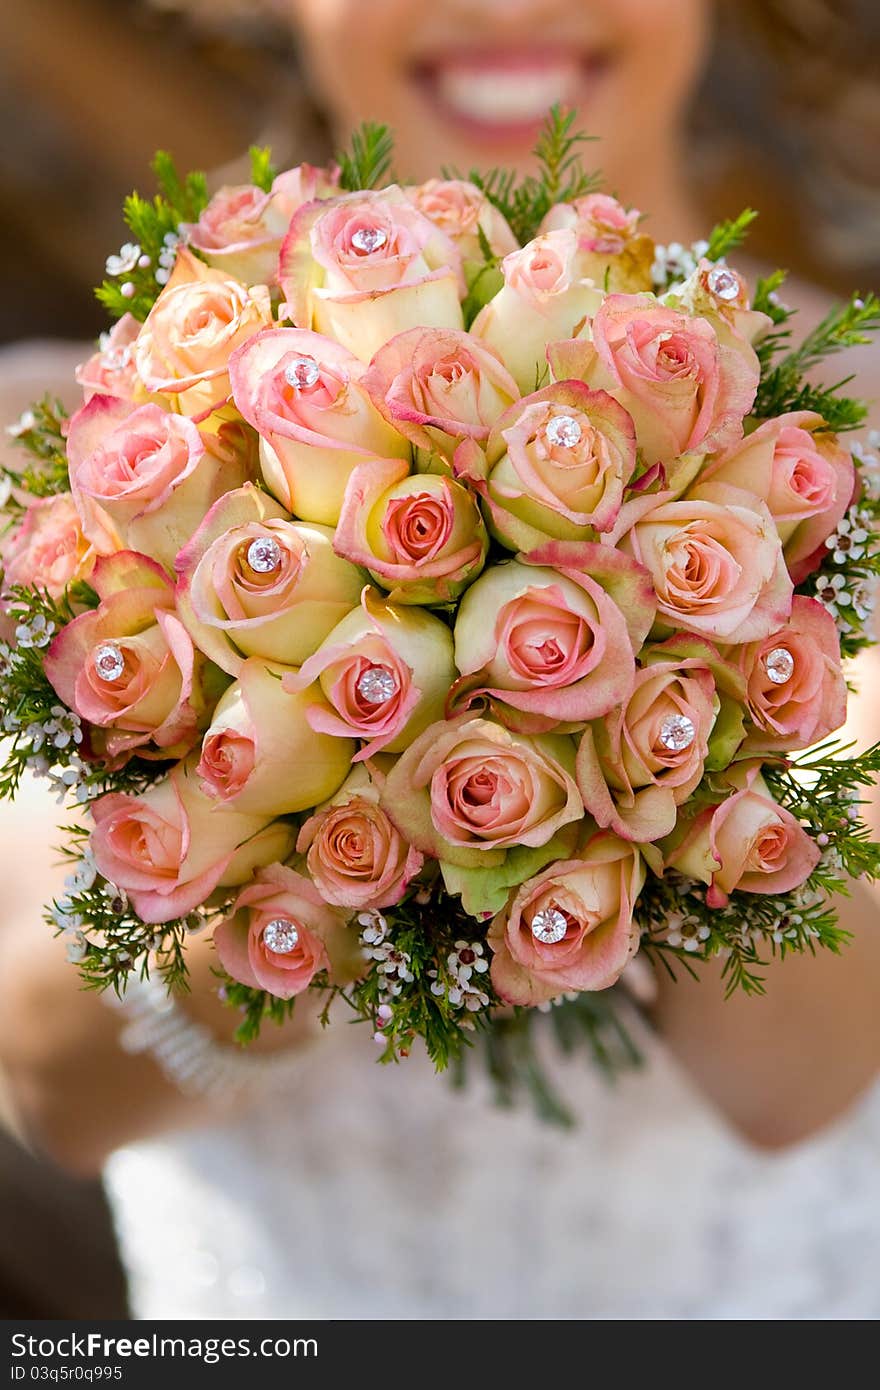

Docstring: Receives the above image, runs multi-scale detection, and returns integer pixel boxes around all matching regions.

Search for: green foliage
[221,976,297,1044]
[249,145,278,193]
[337,122,396,192]
[705,208,759,262]
[2,396,70,512]
[754,290,880,429]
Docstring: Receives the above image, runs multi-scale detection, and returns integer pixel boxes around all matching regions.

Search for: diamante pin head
[545,414,583,449]
[350,225,388,255]
[283,355,320,391]
[262,918,300,954]
[659,713,696,752]
[246,536,282,574]
[531,907,569,945]
[707,266,741,302]
[763,646,795,685]
[356,665,398,705]
[93,642,125,682]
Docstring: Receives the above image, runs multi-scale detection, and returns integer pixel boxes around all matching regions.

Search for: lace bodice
[104,1020,880,1320]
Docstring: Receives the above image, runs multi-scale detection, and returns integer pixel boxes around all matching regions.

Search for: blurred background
[0,0,878,1319]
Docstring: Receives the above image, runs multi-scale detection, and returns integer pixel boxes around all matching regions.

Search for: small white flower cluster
[663,910,711,953]
[815,569,877,628]
[851,430,880,502]
[651,238,710,291]
[105,242,142,278]
[4,408,36,439]
[824,507,871,566]
[428,939,490,1012]
[356,910,414,997]
[13,614,55,649]
[50,849,130,961]
[156,232,181,287]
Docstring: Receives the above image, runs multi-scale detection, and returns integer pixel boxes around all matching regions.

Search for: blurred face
[287,0,712,187]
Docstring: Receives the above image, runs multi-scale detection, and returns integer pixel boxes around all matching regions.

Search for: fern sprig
[338,122,396,192]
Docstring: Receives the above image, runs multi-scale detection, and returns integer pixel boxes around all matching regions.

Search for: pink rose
[89,759,294,924]
[297,765,424,911]
[452,545,655,728]
[134,248,272,418]
[175,483,364,675]
[197,657,354,816]
[455,381,637,550]
[403,178,518,263]
[279,187,463,362]
[551,293,760,465]
[1,494,93,598]
[540,193,655,293]
[362,327,519,464]
[43,551,211,765]
[228,326,408,526]
[381,716,583,867]
[334,455,487,605]
[624,482,793,644]
[667,764,821,908]
[701,412,855,583]
[75,315,140,403]
[67,395,253,571]
[736,596,847,754]
[488,834,645,1005]
[181,164,340,285]
[472,229,603,392]
[214,863,361,1000]
[283,586,455,759]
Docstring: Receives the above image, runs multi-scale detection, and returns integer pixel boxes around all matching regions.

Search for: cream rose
[540,193,655,293]
[404,178,518,264]
[736,596,847,754]
[1,494,93,599]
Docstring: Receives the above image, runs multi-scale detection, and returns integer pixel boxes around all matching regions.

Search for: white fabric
[104,1021,880,1320]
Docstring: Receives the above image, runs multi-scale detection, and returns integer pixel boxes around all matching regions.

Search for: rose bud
[75,314,140,403]
[44,551,214,765]
[180,163,340,285]
[134,248,273,418]
[89,758,295,924]
[214,863,362,1001]
[549,293,760,466]
[624,482,793,644]
[403,178,518,266]
[488,834,645,1006]
[1,494,93,600]
[454,381,637,550]
[297,764,424,911]
[669,259,773,349]
[472,229,604,392]
[334,455,488,605]
[701,412,855,583]
[736,596,847,754]
[67,396,253,571]
[197,657,354,816]
[666,763,820,909]
[175,483,364,676]
[228,326,409,526]
[362,327,519,466]
[279,187,463,363]
[452,545,654,727]
[540,193,655,293]
[283,586,456,759]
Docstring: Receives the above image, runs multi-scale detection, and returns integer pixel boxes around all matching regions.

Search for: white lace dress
[103,1020,880,1320]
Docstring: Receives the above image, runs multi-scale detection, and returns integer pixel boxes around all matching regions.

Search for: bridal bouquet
[3,114,879,1099]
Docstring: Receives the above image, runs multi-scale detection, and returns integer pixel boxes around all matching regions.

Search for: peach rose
[667,764,820,908]
[283,586,456,759]
[736,596,847,754]
[228,326,408,526]
[334,455,487,605]
[625,482,793,644]
[670,260,773,351]
[701,412,855,583]
[67,396,253,571]
[455,380,637,549]
[181,163,340,284]
[362,327,519,464]
[540,193,655,293]
[134,249,272,418]
[175,484,364,675]
[279,187,463,362]
[76,315,140,403]
[1,494,93,598]
[488,834,645,1006]
[472,229,603,392]
[403,178,518,263]
[550,293,760,465]
[214,863,361,1000]
[197,657,354,816]
[297,765,424,911]
[89,758,294,923]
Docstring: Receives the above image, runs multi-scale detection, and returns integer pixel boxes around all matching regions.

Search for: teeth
[435,67,579,124]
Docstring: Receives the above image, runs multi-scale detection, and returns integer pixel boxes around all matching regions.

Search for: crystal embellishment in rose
[262,918,300,954]
[350,226,388,255]
[763,647,795,685]
[284,355,320,391]
[92,642,126,683]
[707,266,741,301]
[530,907,568,945]
[355,666,399,706]
[245,537,282,574]
[659,714,696,752]
[545,414,584,449]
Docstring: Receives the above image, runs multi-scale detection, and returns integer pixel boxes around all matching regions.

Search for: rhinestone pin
[763,647,795,685]
[531,907,568,945]
[350,225,388,255]
[707,266,741,302]
[546,414,583,449]
[262,918,300,955]
[284,355,320,391]
[356,665,398,705]
[246,536,282,574]
[659,713,696,752]
[92,642,125,682]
